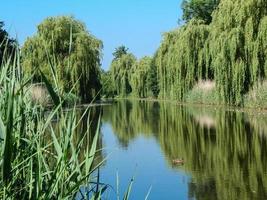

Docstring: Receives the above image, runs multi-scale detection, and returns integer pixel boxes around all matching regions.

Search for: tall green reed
[0,45,105,199]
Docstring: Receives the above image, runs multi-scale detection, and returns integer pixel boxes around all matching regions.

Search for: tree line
[105,0,267,107]
[1,0,267,106]
[101,46,159,98]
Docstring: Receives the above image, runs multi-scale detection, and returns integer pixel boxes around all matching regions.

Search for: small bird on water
[172,158,185,165]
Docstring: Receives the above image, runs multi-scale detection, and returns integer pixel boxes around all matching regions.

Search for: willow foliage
[22,16,103,103]
[155,19,210,100]
[208,0,267,105]
[105,0,267,106]
[100,70,116,98]
[110,53,136,97]
[130,56,152,98]
[153,0,267,106]
[109,54,158,98]
[147,54,160,97]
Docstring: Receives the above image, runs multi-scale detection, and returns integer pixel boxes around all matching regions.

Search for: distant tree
[181,0,220,24]
[147,56,159,98]
[100,70,116,98]
[111,50,136,97]
[22,16,102,103]
[112,45,129,60]
[130,56,152,98]
[0,21,16,65]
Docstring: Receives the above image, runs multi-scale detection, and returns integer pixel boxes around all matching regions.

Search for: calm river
[87,100,267,199]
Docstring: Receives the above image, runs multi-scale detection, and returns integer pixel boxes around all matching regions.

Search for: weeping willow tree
[100,70,116,98]
[106,0,267,106]
[106,53,158,98]
[155,19,211,100]
[207,0,267,105]
[22,16,103,103]
[110,52,136,97]
[153,0,267,106]
[147,53,160,97]
[130,56,152,98]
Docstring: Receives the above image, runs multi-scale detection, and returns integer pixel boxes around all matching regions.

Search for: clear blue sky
[1,0,182,70]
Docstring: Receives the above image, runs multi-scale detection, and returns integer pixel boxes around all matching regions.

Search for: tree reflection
[102,100,267,200]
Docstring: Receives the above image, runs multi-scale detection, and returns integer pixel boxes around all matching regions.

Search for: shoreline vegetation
[0,19,134,199]
[0,51,104,198]
[103,0,267,109]
[1,0,267,199]
[110,97,267,115]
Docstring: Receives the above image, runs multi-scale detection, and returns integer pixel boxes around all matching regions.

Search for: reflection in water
[48,106,105,181]
[102,100,267,200]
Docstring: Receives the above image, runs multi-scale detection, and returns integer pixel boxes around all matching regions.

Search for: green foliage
[208,0,267,105]
[0,49,106,199]
[21,16,102,103]
[0,21,17,65]
[105,52,159,99]
[147,55,160,97]
[110,50,136,97]
[130,56,152,98]
[182,0,220,24]
[155,19,210,100]
[112,45,129,61]
[39,69,61,106]
[100,70,116,98]
[152,0,267,106]
[103,0,267,108]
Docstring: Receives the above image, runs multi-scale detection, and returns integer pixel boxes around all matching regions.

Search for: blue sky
[1,0,182,70]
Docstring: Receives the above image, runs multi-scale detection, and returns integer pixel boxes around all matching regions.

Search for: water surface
[97,100,267,199]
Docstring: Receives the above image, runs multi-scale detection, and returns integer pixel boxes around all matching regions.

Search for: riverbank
[110,96,267,116]
[105,79,267,114]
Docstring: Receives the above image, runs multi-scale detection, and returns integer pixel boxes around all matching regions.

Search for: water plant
[0,44,105,199]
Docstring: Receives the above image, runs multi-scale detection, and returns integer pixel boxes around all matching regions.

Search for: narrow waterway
[82,100,267,199]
